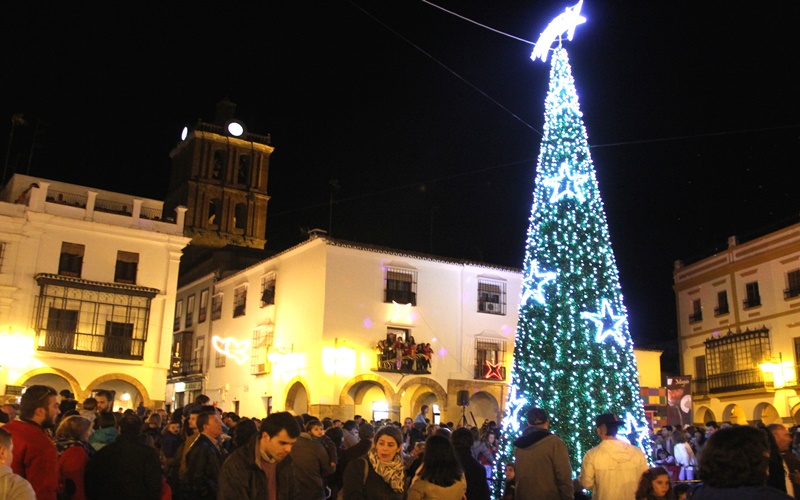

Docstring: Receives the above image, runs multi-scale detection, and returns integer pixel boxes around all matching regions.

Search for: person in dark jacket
[341,422,374,475]
[217,411,300,500]
[341,425,405,499]
[451,427,491,500]
[181,410,226,499]
[84,413,163,500]
[291,416,334,499]
[512,407,573,500]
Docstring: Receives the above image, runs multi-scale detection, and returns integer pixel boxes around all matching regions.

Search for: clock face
[181,126,188,141]
[227,121,245,137]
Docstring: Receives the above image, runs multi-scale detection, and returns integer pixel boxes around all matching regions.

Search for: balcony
[692,378,708,396]
[38,330,144,360]
[707,368,772,394]
[170,358,204,377]
[374,353,430,374]
[743,296,761,309]
[385,289,416,306]
[785,287,800,300]
[714,304,729,316]
[688,312,703,323]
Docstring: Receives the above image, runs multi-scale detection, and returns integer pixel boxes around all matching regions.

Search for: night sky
[3,2,799,354]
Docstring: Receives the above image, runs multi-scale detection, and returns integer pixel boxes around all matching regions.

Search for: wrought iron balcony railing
[38,330,144,360]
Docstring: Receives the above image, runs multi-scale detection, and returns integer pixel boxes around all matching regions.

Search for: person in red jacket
[4,384,61,499]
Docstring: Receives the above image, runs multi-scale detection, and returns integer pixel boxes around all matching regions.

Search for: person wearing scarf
[341,425,404,499]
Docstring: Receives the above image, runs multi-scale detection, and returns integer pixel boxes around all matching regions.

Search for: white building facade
[0,174,191,410]
[167,234,523,425]
[674,223,800,425]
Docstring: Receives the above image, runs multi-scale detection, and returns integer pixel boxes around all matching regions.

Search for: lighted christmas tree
[494,45,651,496]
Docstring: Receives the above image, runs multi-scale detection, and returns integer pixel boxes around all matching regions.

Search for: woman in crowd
[342,425,405,499]
[326,426,346,500]
[672,430,696,481]
[54,415,94,500]
[635,466,674,500]
[406,434,466,499]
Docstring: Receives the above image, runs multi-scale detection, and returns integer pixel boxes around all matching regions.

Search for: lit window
[474,337,507,380]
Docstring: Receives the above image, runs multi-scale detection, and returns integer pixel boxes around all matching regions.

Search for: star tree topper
[581,298,627,347]
[530,0,586,63]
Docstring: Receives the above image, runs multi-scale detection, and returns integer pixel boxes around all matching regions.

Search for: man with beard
[4,384,60,499]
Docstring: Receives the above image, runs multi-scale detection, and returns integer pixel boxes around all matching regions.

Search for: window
[704,327,771,393]
[261,274,276,307]
[794,337,800,386]
[744,281,761,309]
[174,300,183,331]
[474,338,507,380]
[192,336,205,373]
[714,291,729,316]
[0,242,6,270]
[211,293,223,321]
[786,270,800,299]
[234,203,247,230]
[207,199,221,227]
[44,307,78,351]
[185,294,195,328]
[170,331,194,375]
[238,155,250,184]
[694,355,708,395]
[215,348,227,368]
[212,150,224,180]
[58,242,85,277]
[689,299,702,323]
[385,267,417,305]
[478,278,506,315]
[198,289,209,323]
[251,326,273,375]
[104,321,134,357]
[114,251,138,284]
[233,285,247,317]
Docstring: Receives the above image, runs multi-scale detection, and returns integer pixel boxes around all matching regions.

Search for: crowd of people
[2,386,800,499]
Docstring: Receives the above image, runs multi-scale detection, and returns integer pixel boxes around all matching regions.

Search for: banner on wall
[665,375,692,427]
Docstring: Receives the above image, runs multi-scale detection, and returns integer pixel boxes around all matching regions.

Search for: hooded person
[579,412,648,500]
[512,408,573,500]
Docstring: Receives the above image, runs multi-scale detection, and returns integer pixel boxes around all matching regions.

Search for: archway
[694,406,716,425]
[84,373,152,411]
[397,377,447,423]
[722,404,747,425]
[791,404,800,425]
[462,390,500,428]
[339,374,396,421]
[754,402,782,425]
[14,368,80,402]
[285,377,310,416]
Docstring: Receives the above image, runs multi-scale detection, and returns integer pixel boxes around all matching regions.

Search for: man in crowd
[85,413,163,499]
[342,420,359,449]
[768,423,800,496]
[94,389,114,414]
[4,384,60,499]
[182,410,227,499]
[218,411,300,499]
[513,407,573,499]
[291,416,334,499]
[341,422,374,476]
[579,412,648,500]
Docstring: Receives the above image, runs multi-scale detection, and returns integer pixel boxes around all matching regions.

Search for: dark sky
[3,2,799,350]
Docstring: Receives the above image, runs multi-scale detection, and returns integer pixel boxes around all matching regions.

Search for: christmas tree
[494,46,651,495]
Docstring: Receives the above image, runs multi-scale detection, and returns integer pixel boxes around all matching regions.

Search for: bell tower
[164,99,273,250]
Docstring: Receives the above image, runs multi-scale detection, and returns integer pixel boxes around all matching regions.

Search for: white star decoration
[542,162,588,203]
[581,299,627,347]
[530,0,586,63]
[505,386,529,434]
[391,301,413,323]
[521,260,556,305]
[617,412,650,446]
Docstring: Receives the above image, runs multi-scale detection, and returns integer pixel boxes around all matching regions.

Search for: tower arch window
[238,155,250,185]
[212,150,225,180]
[208,199,221,228]
[234,203,247,230]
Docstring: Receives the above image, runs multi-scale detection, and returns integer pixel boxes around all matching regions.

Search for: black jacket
[217,434,297,500]
[181,433,225,499]
[84,433,163,500]
[341,456,404,500]
[455,447,491,500]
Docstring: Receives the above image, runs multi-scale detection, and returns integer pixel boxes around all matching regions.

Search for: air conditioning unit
[483,302,499,313]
